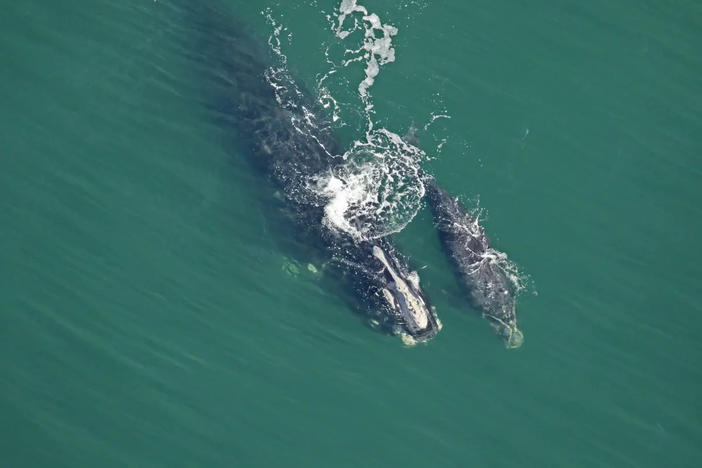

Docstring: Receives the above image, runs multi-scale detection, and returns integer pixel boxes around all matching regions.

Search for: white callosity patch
[371,246,429,331]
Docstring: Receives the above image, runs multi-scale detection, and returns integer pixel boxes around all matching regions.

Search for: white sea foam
[317,128,425,240]
[316,2,427,239]
[263,5,425,241]
[266,5,530,296]
[332,0,398,116]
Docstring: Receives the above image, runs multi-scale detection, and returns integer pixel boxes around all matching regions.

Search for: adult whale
[191,3,441,343]
[424,178,524,348]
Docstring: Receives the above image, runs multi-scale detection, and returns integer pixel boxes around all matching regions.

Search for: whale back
[190,2,339,211]
[425,178,523,348]
[425,179,488,266]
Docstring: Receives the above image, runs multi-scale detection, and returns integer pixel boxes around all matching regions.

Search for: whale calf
[194,3,441,343]
[425,178,523,348]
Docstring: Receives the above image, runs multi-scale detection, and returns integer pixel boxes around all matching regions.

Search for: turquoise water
[1,1,701,466]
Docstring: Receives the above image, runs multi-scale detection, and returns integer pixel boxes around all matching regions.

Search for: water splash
[317,128,425,240]
[262,5,427,241]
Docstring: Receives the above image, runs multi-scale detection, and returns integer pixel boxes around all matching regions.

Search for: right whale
[191,2,441,344]
[424,178,524,348]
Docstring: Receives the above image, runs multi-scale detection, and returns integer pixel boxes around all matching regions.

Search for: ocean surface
[2,1,701,466]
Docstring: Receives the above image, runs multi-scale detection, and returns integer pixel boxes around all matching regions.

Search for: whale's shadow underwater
[188,2,524,347]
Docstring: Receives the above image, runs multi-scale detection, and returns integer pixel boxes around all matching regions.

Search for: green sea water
[2,1,701,466]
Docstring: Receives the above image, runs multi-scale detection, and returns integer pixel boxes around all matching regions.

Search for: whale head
[470,261,524,349]
[371,244,441,343]
[482,285,523,349]
[484,308,524,349]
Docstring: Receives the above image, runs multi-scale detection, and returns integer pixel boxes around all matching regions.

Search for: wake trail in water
[264,3,427,241]
[332,0,398,120]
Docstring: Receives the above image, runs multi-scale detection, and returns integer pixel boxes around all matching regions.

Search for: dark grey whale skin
[424,178,523,348]
[191,3,441,342]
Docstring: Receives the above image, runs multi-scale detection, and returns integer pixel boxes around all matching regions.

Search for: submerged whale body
[425,179,523,348]
[195,5,441,343]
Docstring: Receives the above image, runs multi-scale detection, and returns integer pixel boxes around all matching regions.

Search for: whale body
[194,4,441,343]
[425,178,523,348]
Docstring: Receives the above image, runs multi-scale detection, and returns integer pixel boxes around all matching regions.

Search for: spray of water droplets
[316,128,425,240]
[263,4,426,241]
